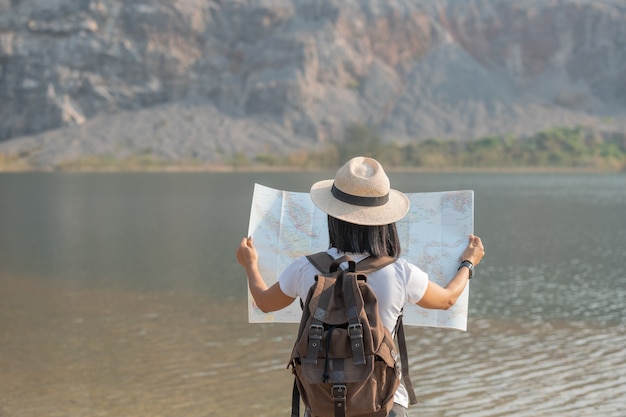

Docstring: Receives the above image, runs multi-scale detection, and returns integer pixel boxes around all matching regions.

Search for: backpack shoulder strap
[355,255,397,274]
[306,251,333,273]
[395,313,418,405]
[307,252,397,275]
[306,251,353,274]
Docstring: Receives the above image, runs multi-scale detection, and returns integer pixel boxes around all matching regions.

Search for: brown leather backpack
[288,252,416,417]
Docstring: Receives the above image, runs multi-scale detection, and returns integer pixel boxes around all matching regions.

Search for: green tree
[338,123,384,163]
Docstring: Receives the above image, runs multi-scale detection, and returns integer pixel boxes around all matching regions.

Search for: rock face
[0,0,625,166]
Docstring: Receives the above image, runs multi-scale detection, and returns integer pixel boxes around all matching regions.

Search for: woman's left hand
[460,234,485,266]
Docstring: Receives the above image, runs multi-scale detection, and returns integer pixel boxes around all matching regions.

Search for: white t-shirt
[278,247,429,408]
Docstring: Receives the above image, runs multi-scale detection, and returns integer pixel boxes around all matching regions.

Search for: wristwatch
[458,260,474,279]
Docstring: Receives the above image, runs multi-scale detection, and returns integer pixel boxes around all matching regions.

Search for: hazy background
[0,0,625,169]
[1,1,625,416]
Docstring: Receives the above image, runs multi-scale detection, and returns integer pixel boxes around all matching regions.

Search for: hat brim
[310,179,410,226]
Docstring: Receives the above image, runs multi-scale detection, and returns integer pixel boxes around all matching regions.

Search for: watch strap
[458,260,474,279]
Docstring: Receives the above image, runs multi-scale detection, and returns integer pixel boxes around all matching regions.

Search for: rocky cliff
[1,0,625,167]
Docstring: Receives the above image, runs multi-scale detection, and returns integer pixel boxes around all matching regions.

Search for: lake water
[0,172,625,417]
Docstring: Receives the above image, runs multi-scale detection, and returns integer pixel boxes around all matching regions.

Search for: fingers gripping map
[247,184,474,330]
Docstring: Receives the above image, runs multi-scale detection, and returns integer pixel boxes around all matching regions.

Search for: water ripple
[1,278,624,417]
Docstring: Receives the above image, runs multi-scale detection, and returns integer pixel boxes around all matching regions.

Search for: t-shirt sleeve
[401,260,429,304]
[278,256,310,299]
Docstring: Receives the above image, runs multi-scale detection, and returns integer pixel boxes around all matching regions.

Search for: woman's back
[278,248,429,333]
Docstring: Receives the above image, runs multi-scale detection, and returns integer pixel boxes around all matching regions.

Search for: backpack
[288,252,417,417]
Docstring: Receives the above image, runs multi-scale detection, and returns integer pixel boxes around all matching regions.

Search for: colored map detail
[247,184,474,330]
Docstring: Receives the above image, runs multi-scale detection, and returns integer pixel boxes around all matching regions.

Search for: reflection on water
[1,172,625,416]
[1,275,624,417]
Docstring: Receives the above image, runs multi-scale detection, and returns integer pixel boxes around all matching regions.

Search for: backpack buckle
[348,323,366,365]
[332,384,347,400]
[304,324,324,364]
[348,323,363,337]
[309,324,324,339]
[332,384,347,416]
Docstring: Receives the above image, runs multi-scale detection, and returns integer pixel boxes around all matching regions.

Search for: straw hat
[310,156,410,226]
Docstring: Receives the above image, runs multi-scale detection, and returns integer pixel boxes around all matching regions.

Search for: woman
[237,156,485,416]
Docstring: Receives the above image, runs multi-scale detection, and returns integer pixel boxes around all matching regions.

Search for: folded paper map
[247,183,473,330]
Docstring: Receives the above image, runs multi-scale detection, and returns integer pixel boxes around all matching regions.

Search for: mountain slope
[0,0,625,167]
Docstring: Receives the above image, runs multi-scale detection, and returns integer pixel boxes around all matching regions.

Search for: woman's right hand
[236,236,259,270]
[460,234,485,266]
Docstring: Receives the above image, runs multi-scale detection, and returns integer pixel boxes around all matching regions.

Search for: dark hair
[327,215,401,258]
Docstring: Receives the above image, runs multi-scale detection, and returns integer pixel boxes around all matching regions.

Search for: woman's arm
[236,237,296,313]
[417,234,485,310]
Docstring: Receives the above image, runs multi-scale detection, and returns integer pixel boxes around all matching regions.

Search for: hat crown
[334,157,390,198]
[309,156,409,226]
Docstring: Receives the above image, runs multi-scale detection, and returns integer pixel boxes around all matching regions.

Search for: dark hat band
[331,183,389,207]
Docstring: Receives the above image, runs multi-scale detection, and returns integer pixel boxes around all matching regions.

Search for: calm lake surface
[0,172,625,417]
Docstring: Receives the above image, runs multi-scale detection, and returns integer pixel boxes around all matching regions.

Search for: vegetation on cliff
[246,125,626,172]
[1,125,624,172]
